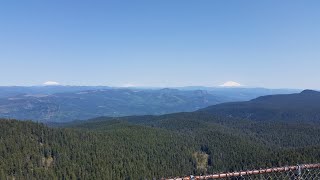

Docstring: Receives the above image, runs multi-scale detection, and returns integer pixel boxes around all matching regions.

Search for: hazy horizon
[0,82,308,91]
[0,81,317,90]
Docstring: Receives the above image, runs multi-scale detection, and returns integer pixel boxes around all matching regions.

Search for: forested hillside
[200,90,320,122]
[1,114,320,179]
[1,90,320,179]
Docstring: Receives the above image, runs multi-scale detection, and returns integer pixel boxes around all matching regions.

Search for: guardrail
[165,163,320,180]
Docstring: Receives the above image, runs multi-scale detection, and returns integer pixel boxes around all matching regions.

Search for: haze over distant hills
[28,88,319,179]
[0,86,112,98]
[200,89,320,123]
[0,86,299,122]
[0,86,319,179]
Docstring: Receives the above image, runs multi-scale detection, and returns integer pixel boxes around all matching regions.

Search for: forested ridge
[1,115,320,179]
[1,90,320,179]
[200,90,320,123]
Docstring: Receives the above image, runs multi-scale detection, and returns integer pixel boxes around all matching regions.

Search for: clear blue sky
[0,0,319,89]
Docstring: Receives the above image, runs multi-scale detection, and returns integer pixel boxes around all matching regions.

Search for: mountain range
[1,89,319,179]
[0,86,299,122]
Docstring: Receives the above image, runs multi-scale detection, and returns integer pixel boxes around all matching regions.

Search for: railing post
[190,175,195,180]
[296,164,302,180]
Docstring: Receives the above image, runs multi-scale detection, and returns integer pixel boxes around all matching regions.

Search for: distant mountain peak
[43,81,60,86]
[219,81,242,87]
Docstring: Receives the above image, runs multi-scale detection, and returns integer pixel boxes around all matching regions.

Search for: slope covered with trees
[199,90,320,123]
[1,114,320,179]
[1,90,320,179]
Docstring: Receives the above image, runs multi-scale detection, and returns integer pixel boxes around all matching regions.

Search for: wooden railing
[165,163,320,180]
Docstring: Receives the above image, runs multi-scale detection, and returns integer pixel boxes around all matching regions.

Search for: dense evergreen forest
[1,90,320,179]
[1,114,320,179]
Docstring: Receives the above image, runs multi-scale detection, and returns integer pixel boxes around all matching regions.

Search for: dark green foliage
[1,113,320,179]
[1,90,320,179]
[0,119,196,179]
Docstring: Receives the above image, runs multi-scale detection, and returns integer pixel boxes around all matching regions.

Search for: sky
[0,0,319,89]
